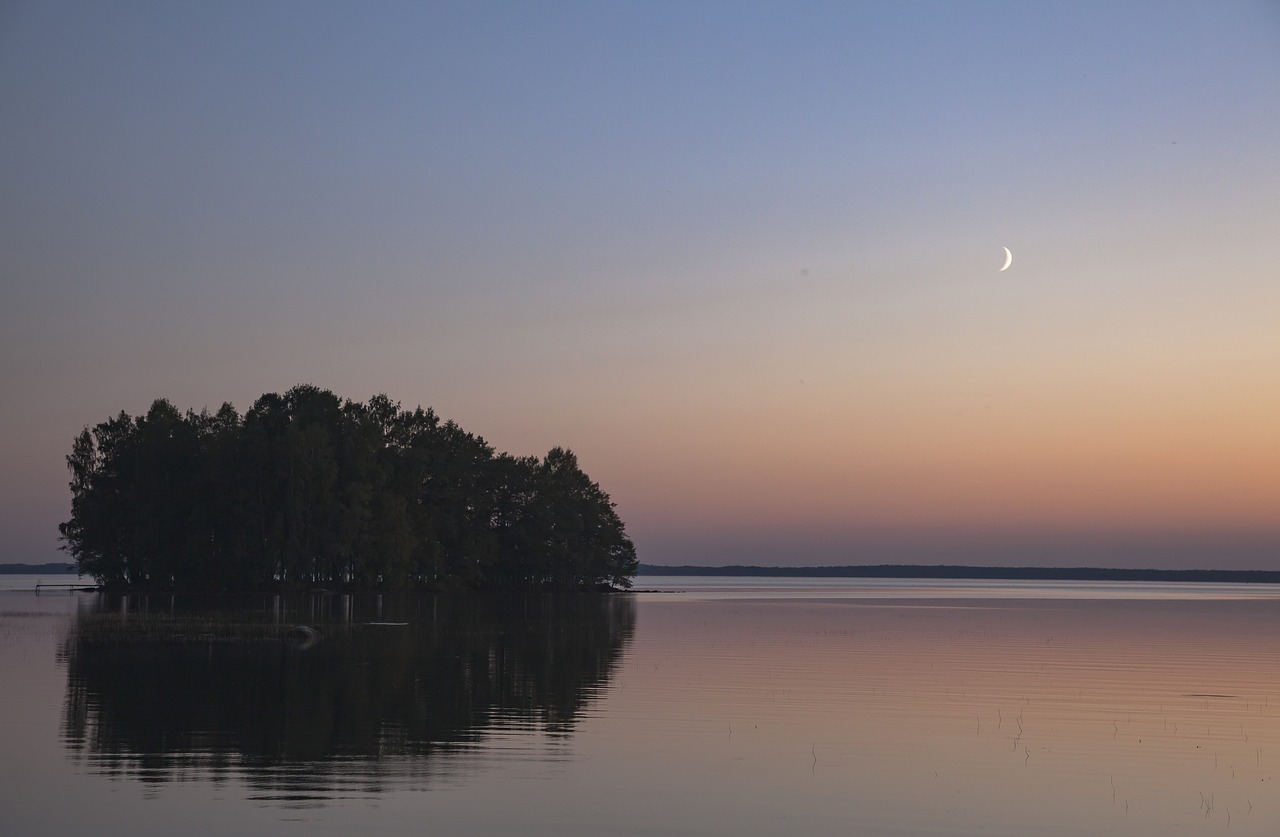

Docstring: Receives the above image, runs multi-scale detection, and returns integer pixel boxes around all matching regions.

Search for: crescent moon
[999,246,1013,272]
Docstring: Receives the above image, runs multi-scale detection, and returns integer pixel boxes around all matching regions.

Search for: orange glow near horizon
[585,312,1280,539]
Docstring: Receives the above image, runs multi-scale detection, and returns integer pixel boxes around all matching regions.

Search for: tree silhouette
[60,386,637,591]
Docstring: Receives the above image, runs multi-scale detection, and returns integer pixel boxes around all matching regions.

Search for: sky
[1,1,1277,569]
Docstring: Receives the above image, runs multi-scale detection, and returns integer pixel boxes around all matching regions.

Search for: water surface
[1,579,1276,835]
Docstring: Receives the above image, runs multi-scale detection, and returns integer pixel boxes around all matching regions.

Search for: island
[59,386,637,592]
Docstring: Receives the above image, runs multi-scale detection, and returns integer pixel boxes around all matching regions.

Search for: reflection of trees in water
[62,593,634,799]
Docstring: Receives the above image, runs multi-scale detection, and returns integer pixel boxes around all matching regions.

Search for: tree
[537,448,637,588]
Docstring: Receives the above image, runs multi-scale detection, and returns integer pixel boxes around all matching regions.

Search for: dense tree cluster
[59,386,637,590]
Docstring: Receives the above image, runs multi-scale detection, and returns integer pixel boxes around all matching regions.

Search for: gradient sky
[2,1,1277,569]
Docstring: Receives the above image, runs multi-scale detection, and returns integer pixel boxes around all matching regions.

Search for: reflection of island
[62,593,634,800]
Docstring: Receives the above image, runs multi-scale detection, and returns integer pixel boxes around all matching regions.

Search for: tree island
[59,385,637,592]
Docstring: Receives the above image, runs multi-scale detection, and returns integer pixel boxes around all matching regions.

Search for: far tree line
[59,385,638,591]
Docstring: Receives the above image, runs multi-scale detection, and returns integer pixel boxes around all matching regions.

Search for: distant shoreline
[637,563,1280,584]
[0,562,78,575]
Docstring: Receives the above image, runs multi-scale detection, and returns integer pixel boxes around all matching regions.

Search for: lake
[2,577,1277,836]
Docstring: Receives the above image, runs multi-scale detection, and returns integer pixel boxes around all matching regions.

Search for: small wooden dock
[34,582,97,594]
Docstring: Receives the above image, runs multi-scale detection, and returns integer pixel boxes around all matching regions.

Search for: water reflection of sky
[605,591,1280,836]
[639,576,1280,600]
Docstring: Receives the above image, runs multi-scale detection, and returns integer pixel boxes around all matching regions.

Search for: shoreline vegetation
[638,564,1280,584]
[57,386,637,593]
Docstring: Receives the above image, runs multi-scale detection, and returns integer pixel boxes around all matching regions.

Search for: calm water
[2,577,1278,836]
[0,572,91,592]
